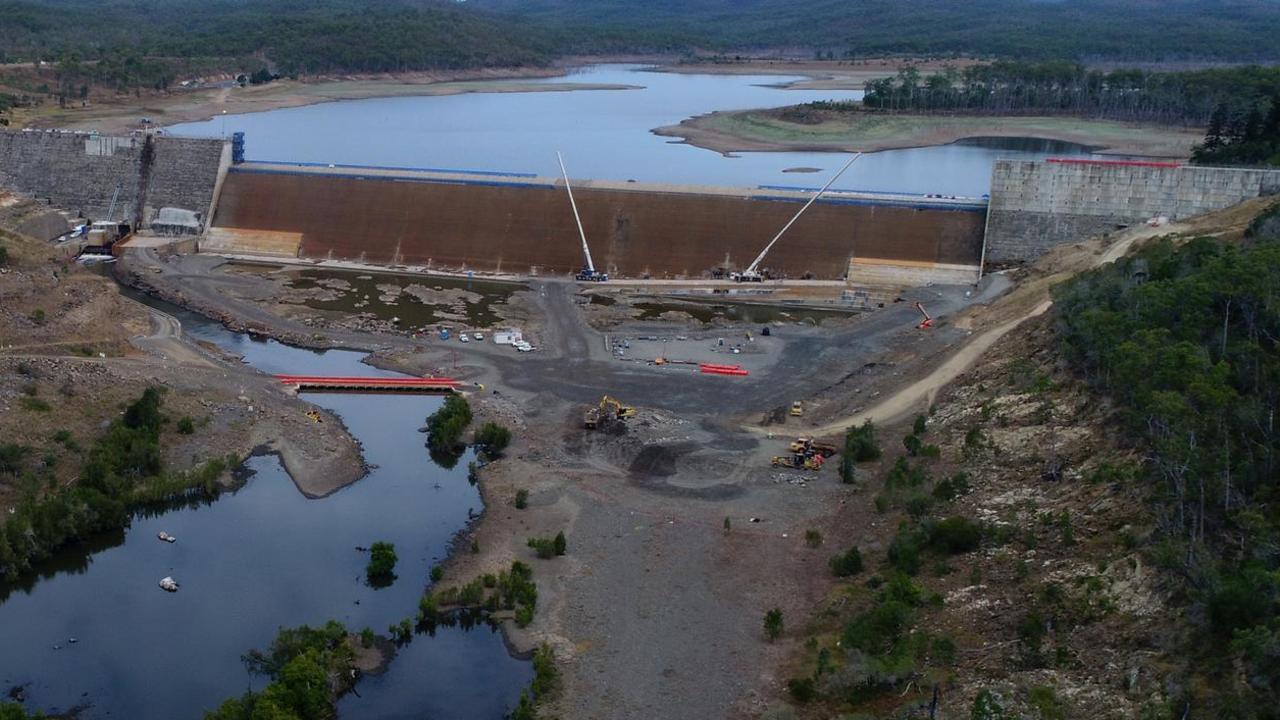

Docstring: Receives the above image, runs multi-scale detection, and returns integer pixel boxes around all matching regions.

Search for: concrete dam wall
[0,130,228,228]
[211,164,987,280]
[986,159,1280,263]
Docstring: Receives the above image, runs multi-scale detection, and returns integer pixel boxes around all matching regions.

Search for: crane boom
[557,152,606,280]
[738,153,862,280]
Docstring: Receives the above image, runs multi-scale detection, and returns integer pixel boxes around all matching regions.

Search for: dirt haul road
[806,220,1187,438]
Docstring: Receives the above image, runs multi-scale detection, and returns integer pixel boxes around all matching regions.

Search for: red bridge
[275,375,463,393]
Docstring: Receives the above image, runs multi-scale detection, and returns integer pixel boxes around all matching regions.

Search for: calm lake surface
[169,64,1119,197]
[0,303,530,719]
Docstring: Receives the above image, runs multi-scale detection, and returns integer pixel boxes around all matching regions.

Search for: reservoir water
[0,302,530,719]
[169,64,1119,197]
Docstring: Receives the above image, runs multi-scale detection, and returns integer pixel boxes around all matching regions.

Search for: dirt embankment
[0,227,364,506]
[14,66,637,134]
[655,107,1203,158]
[653,57,983,90]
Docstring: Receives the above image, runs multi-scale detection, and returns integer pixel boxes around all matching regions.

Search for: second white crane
[731,153,862,282]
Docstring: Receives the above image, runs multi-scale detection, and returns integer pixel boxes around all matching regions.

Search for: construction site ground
[113,245,1024,719]
[25,194,1270,718]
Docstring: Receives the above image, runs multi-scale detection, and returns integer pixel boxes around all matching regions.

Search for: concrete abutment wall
[985,159,1280,263]
[0,130,226,228]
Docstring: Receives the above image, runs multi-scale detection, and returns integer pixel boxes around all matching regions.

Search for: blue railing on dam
[749,192,988,212]
[228,165,555,191]
[249,160,538,178]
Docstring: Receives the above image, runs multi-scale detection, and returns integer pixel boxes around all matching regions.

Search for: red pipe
[1046,158,1181,169]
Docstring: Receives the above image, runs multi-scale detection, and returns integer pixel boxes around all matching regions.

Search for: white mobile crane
[557,152,608,282]
[730,153,862,282]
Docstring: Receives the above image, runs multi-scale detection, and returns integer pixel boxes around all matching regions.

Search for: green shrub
[888,528,923,575]
[430,564,443,582]
[514,604,534,628]
[971,689,1007,720]
[366,541,397,586]
[830,546,864,577]
[913,414,928,436]
[927,516,983,555]
[425,395,472,455]
[0,444,31,476]
[0,244,8,266]
[804,529,823,548]
[530,643,558,699]
[903,433,922,456]
[843,420,881,462]
[553,531,566,556]
[787,677,816,703]
[764,608,784,641]
[474,421,512,456]
[528,536,557,559]
[905,493,933,519]
[514,489,528,509]
[177,416,196,435]
[19,396,50,412]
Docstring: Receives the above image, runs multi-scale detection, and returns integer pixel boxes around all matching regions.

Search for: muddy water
[0,305,529,719]
[632,299,856,325]
[169,64,1114,197]
[280,267,526,329]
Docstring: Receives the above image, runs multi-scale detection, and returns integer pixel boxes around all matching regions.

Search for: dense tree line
[475,0,1280,62]
[1193,96,1280,166]
[4,0,1280,88]
[1053,214,1280,712]
[0,387,229,581]
[859,61,1280,127]
[0,0,553,88]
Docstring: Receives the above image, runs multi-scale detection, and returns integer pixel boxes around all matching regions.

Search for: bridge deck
[276,375,462,393]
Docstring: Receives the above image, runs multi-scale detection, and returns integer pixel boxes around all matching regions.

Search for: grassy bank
[655,107,1204,158]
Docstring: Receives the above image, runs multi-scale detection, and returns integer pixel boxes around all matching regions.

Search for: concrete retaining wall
[0,130,226,228]
[985,159,1280,262]
[212,167,987,280]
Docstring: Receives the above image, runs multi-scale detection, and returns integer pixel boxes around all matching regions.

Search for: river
[0,301,530,719]
[169,64,1119,197]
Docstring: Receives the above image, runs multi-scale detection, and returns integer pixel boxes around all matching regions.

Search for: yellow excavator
[585,395,636,429]
[771,453,825,471]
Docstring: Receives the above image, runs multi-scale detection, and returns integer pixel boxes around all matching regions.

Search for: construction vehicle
[558,152,608,282]
[915,302,934,329]
[790,400,804,417]
[584,395,636,429]
[771,453,825,471]
[601,395,636,419]
[731,153,862,282]
[305,410,323,423]
[789,437,838,458]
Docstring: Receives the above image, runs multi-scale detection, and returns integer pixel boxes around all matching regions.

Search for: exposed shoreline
[23,66,638,135]
[654,107,1204,158]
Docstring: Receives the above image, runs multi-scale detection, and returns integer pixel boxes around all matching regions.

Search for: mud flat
[20,68,638,134]
[655,107,1202,158]
[650,57,982,90]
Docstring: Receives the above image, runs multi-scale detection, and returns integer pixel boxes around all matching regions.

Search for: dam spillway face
[210,165,988,280]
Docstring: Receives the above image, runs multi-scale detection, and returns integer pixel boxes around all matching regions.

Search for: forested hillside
[477,0,1280,61]
[0,0,553,77]
[1053,211,1280,713]
[4,0,1280,83]
[859,63,1280,126]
